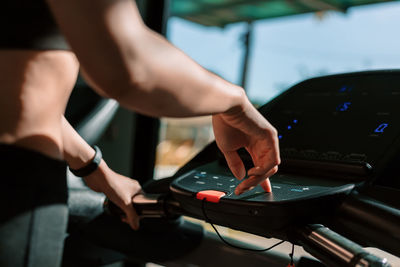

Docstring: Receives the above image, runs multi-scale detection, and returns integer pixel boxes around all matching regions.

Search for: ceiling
[170,0,399,27]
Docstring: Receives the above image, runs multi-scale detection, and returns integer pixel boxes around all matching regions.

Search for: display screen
[261,72,400,169]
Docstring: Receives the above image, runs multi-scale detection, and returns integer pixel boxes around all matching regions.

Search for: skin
[0,0,280,230]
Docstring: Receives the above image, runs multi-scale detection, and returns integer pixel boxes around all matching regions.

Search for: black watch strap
[69,145,102,177]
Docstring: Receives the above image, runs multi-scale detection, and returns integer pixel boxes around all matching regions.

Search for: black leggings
[0,144,68,267]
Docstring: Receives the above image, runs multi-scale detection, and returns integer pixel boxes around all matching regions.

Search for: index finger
[235,165,278,195]
[223,150,246,180]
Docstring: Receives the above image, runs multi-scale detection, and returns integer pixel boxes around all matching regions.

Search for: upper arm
[46,0,244,118]
[46,0,147,97]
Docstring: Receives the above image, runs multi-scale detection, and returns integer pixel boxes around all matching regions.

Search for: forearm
[61,116,114,192]
[61,116,97,170]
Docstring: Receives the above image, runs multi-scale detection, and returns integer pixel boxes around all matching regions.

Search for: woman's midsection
[0,50,79,159]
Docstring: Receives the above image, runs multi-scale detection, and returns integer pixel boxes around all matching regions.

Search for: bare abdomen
[0,50,79,159]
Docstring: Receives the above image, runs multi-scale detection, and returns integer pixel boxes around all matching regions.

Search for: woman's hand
[83,161,142,230]
[212,97,280,195]
[61,117,141,229]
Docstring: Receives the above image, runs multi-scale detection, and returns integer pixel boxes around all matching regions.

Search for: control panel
[171,162,355,237]
[173,162,354,203]
[258,71,400,178]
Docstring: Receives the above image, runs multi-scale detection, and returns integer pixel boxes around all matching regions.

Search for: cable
[288,243,295,267]
[201,199,285,252]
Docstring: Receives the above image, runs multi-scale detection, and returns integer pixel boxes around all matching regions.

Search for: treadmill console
[260,70,400,179]
[170,71,400,238]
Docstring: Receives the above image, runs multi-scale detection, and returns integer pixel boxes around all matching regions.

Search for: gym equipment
[105,70,400,266]
[67,70,400,266]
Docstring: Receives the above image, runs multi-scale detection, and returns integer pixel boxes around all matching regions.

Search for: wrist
[208,72,248,117]
[66,145,97,170]
[221,89,251,118]
[82,160,111,192]
[69,145,103,177]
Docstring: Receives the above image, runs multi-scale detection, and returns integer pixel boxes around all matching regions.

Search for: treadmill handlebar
[104,193,183,219]
[332,191,400,257]
[292,224,390,267]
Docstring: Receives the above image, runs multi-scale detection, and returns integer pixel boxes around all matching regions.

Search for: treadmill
[163,70,400,266]
[67,70,400,267]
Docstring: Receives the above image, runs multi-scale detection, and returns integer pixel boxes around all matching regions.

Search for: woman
[0,0,280,266]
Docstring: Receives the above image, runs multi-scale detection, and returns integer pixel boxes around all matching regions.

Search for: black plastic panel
[173,162,354,203]
[171,162,354,239]
[260,71,400,179]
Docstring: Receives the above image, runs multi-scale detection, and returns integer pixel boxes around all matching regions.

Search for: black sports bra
[0,1,69,50]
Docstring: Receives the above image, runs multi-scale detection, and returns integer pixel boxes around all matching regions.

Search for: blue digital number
[336,102,351,111]
[339,86,352,93]
[374,123,388,133]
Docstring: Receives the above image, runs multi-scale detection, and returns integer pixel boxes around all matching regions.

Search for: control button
[283,148,297,154]
[301,150,319,159]
[230,179,235,182]
[193,176,200,179]
[250,209,259,216]
[302,187,310,191]
[230,185,235,188]
[196,190,226,203]
[321,151,343,161]
[290,188,303,192]
[345,153,367,162]
[195,172,207,178]
[216,183,223,186]
[272,186,281,189]
[195,181,205,185]
[282,148,298,157]
[212,176,219,179]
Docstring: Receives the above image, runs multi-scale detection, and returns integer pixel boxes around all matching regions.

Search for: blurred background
[155,0,400,179]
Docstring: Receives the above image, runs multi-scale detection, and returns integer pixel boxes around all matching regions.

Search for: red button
[196,190,226,203]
